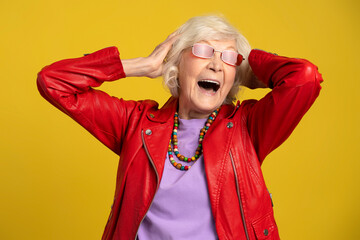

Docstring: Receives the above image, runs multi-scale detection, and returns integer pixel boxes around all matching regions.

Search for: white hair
[163,15,252,104]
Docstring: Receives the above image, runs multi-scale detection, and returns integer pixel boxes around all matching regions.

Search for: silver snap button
[226,122,233,128]
[145,129,152,135]
[149,113,155,118]
[263,229,269,236]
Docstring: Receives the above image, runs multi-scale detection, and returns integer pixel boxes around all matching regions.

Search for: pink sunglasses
[192,43,244,66]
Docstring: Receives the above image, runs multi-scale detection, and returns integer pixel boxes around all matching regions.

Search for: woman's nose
[208,52,223,72]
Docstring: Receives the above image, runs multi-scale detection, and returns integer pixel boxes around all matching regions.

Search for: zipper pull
[267,189,274,207]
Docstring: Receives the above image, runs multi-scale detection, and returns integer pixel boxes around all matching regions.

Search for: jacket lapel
[201,102,238,215]
[141,97,177,181]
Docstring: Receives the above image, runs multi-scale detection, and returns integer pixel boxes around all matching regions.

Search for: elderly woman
[37,16,322,239]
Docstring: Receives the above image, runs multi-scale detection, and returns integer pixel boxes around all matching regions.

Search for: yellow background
[1,0,359,239]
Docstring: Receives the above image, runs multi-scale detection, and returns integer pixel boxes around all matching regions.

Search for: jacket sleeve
[37,46,138,155]
[244,49,323,164]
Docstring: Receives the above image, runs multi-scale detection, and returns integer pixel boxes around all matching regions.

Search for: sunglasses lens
[222,51,242,66]
[192,44,214,58]
[192,44,244,66]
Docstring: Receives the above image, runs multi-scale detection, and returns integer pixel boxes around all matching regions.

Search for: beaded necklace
[168,108,220,171]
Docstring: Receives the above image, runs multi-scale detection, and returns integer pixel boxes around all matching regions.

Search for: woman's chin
[179,93,225,119]
[190,101,222,117]
[198,96,223,110]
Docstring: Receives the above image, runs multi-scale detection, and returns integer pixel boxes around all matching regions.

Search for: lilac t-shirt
[137,118,218,239]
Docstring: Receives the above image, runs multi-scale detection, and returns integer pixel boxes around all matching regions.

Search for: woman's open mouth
[197,80,220,93]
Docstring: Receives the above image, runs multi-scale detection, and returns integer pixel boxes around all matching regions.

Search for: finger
[166,31,178,40]
[148,31,181,62]
[163,31,181,46]
[152,34,179,56]
[161,33,180,53]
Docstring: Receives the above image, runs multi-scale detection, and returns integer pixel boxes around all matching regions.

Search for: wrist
[122,57,152,77]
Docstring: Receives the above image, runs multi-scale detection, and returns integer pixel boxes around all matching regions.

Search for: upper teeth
[200,80,220,86]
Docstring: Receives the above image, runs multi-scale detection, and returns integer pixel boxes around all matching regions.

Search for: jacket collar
[146,97,178,123]
[146,97,239,123]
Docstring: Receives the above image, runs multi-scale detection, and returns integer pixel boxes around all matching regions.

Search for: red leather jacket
[37,47,322,240]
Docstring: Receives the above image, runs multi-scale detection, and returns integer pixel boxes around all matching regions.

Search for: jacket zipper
[229,151,250,240]
[134,130,160,239]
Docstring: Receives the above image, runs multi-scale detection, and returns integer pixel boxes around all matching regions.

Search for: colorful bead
[168,108,221,171]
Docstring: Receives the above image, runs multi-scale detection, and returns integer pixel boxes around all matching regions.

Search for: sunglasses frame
[191,43,245,66]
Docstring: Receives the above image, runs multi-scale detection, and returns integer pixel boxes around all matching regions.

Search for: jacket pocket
[251,212,277,239]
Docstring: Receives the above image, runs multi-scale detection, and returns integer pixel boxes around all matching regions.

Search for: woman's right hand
[122,32,179,78]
